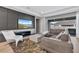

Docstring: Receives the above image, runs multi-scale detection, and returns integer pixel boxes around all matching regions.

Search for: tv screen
[18,19,33,29]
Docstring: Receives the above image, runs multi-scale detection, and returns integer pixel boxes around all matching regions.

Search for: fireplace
[68,29,76,36]
[15,31,31,37]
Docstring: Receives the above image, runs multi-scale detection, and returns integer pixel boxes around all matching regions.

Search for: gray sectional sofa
[38,29,73,53]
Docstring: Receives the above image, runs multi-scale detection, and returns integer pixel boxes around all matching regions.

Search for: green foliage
[18,24,28,29]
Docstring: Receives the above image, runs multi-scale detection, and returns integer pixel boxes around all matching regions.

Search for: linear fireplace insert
[15,31,31,37]
[68,29,76,36]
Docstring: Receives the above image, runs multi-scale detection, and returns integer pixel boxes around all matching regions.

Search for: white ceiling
[3,6,79,17]
[22,6,71,14]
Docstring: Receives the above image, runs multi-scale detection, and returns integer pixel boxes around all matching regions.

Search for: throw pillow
[59,34,69,42]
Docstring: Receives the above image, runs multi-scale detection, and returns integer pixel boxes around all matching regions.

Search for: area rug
[9,39,46,53]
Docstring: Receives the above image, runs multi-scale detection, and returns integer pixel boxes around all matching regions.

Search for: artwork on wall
[18,19,33,29]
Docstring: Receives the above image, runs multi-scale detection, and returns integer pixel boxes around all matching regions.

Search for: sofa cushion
[49,29,65,35]
[58,34,70,42]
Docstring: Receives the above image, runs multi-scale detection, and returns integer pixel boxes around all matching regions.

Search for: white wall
[39,17,48,34]
[76,12,79,38]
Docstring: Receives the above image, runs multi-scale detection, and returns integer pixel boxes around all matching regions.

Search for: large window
[48,16,76,29]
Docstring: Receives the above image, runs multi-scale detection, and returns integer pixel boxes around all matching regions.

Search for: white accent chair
[1,30,23,47]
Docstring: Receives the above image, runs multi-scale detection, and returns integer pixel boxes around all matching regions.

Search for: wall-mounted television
[18,19,33,29]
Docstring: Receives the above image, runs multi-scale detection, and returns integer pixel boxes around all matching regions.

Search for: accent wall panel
[0,7,7,30]
[0,7,35,30]
[7,10,18,30]
[18,13,24,19]
[18,13,34,19]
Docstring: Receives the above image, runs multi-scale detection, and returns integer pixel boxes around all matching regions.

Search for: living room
[0,6,79,53]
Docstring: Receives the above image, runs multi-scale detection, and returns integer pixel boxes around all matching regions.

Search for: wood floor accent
[0,42,13,53]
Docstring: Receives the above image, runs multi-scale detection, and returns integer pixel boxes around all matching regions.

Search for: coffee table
[29,34,42,43]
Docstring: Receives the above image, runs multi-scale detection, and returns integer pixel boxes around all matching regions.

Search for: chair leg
[28,39,30,48]
[16,41,19,47]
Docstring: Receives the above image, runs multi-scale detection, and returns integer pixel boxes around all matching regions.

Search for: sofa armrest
[39,37,73,53]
